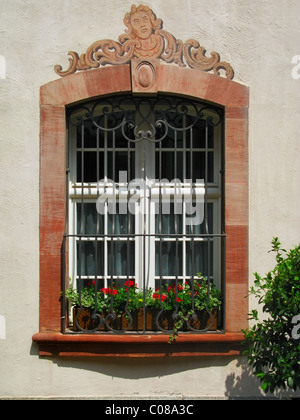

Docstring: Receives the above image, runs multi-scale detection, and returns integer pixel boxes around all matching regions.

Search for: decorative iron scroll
[55,4,234,79]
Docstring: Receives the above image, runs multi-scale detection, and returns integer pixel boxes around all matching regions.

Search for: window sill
[32,332,245,358]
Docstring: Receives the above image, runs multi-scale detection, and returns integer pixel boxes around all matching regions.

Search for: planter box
[148,308,218,332]
[72,307,218,332]
[72,308,144,332]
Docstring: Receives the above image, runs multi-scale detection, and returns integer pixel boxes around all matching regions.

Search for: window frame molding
[34,61,249,357]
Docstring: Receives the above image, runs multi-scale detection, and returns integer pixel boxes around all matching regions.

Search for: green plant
[152,275,222,312]
[167,310,194,344]
[66,280,145,315]
[152,275,222,343]
[65,274,222,341]
[243,238,300,393]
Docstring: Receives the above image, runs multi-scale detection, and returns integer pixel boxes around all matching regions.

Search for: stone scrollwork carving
[55,4,234,80]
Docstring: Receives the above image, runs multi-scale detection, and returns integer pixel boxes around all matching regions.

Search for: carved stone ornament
[55,4,234,80]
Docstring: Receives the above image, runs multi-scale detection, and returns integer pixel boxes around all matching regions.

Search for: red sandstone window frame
[33,62,249,357]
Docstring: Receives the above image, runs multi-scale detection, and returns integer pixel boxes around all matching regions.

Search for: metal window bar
[63,95,225,335]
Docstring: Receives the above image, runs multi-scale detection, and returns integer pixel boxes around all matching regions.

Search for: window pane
[155,204,183,234]
[77,151,105,182]
[186,118,214,149]
[186,240,214,277]
[186,151,214,183]
[77,240,104,277]
[155,151,183,180]
[155,241,183,277]
[108,241,135,276]
[186,202,213,235]
[76,121,98,149]
[107,151,135,181]
[77,203,104,235]
[108,209,135,235]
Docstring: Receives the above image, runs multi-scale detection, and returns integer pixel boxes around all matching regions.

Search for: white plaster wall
[0,0,299,399]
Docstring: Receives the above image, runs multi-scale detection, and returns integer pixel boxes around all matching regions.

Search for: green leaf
[288,377,294,388]
[243,239,300,394]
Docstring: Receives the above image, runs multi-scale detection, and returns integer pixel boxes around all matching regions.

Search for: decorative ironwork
[55,4,234,79]
[68,95,222,141]
[62,94,225,335]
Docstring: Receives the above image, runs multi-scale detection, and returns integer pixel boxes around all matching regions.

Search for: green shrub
[243,238,300,393]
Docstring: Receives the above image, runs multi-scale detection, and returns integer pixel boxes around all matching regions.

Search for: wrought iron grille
[61,95,226,334]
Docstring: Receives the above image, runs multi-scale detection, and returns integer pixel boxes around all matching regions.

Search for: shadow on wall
[30,340,266,398]
[224,357,265,399]
[224,358,300,400]
[31,342,298,399]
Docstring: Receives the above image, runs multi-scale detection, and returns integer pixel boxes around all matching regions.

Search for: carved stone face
[130,11,153,40]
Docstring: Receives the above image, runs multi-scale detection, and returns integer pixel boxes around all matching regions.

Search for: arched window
[66,95,225,333]
[34,63,249,357]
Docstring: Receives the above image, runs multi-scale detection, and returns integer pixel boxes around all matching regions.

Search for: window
[35,63,249,356]
[65,95,225,333]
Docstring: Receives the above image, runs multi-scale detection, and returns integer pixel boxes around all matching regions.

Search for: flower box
[148,308,218,332]
[72,307,218,332]
[72,308,144,332]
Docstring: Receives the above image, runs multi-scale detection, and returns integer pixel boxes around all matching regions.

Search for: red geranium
[101,287,118,295]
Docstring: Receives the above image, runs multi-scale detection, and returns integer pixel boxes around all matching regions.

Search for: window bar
[75,121,85,331]
[124,137,133,331]
[157,136,164,331]
[190,126,196,315]
[189,126,196,313]
[204,118,213,330]
[187,118,212,333]
[104,117,108,299]
[174,129,179,322]
[142,134,147,332]
[91,127,103,331]
[94,127,100,312]
[107,129,117,331]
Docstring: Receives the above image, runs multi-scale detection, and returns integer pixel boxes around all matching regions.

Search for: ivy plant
[243,238,300,394]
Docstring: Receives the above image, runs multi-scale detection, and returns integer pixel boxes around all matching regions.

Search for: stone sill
[32,332,245,358]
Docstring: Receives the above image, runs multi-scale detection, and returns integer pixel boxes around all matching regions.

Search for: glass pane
[155,151,183,180]
[76,121,98,149]
[186,240,214,277]
[108,241,135,276]
[77,203,104,235]
[77,240,104,277]
[107,151,135,182]
[186,202,213,235]
[108,208,135,235]
[186,151,214,183]
[155,241,183,277]
[156,204,183,234]
[77,151,104,182]
[186,118,214,149]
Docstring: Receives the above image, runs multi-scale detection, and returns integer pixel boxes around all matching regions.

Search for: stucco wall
[0,0,299,399]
